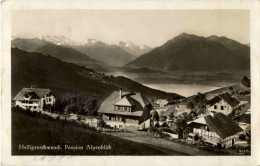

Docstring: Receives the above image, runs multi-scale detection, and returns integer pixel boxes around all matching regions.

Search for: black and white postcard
[1,0,260,166]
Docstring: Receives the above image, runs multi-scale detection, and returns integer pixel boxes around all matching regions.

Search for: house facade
[206,92,240,116]
[13,88,56,110]
[98,89,152,130]
[187,112,242,149]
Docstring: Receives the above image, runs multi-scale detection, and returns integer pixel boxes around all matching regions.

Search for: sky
[12,10,250,47]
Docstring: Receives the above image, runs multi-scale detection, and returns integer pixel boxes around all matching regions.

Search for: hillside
[69,42,136,66]
[207,35,250,58]
[12,108,173,155]
[34,43,103,65]
[11,48,183,101]
[126,33,250,72]
[12,38,102,66]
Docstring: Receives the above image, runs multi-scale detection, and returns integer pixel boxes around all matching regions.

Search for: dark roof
[233,114,250,124]
[207,92,240,107]
[98,91,151,117]
[13,88,52,100]
[204,113,242,139]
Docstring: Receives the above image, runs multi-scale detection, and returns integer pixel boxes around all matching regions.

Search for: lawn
[12,108,169,155]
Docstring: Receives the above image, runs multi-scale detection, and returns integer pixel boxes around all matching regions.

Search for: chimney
[119,88,122,99]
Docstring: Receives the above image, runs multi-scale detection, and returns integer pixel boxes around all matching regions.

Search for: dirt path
[105,131,218,156]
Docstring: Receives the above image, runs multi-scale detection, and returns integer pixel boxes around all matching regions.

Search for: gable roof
[98,91,151,117]
[204,113,242,139]
[114,96,136,106]
[13,88,52,101]
[188,115,207,125]
[207,92,240,107]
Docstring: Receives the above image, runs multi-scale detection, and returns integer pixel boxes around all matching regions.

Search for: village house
[206,92,240,116]
[187,112,242,149]
[98,89,152,130]
[154,99,169,108]
[13,88,56,110]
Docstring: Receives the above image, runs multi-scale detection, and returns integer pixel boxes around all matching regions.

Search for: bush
[239,134,246,140]
[97,120,106,127]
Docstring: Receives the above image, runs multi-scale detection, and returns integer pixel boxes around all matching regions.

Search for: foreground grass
[12,108,168,155]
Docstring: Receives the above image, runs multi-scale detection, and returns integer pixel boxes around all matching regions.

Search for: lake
[143,83,221,97]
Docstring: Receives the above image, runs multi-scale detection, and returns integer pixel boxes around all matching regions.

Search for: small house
[155,99,169,108]
[206,92,240,116]
[13,88,56,110]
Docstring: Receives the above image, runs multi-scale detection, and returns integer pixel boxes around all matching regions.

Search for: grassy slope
[12,109,170,155]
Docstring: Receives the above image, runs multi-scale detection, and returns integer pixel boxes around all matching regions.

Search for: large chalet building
[13,88,56,110]
[98,89,152,130]
[187,112,242,149]
[206,92,240,116]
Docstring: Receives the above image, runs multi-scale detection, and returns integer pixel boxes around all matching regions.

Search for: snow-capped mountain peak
[139,44,149,50]
[41,35,80,45]
[118,41,152,56]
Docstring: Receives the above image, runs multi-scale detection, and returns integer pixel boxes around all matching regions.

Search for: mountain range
[12,33,250,72]
[12,36,139,67]
[11,38,102,66]
[126,33,250,72]
[67,41,136,66]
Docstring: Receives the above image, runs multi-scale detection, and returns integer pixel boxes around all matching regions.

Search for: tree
[97,120,106,127]
[151,110,159,122]
[64,105,73,117]
[196,102,206,115]
[186,100,194,109]
[54,99,63,113]
[241,76,250,88]
[168,112,175,119]
[42,100,47,111]
[171,119,187,139]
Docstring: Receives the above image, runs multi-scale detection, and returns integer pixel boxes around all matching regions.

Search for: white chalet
[13,88,56,110]
[206,92,240,116]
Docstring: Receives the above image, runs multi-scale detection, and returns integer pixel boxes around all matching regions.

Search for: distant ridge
[126,33,250,72]
[207,35,250,58]
[12,36,136,67]
[12,38,102,66]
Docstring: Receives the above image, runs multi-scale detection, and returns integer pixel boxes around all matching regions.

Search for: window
[214,105,218,109]
[119,116,122,121]
[221,106,224,110]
